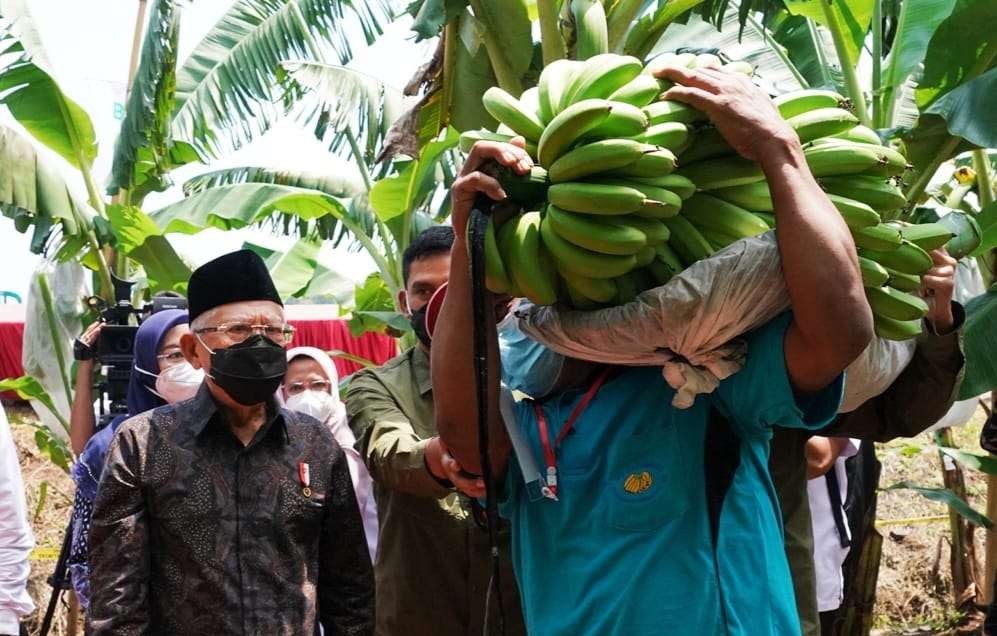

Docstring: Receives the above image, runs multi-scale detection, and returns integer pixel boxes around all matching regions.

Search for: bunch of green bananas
[461,50,949,342]
[462,52,751,309]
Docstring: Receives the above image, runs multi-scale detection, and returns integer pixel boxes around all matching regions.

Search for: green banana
[546,205,647,255]
[548,181,646,215]
[560,268,618,303]
[643,100,704,125]
[568,54,643,104]
[899,222,954,251]
[754,212,776,228]
[613,270,643,304]
[820,175,907,212]
[539,213,638,278]
[495,166,551,210]
[609,147,677,178]
[678,155,765,190]
[662,216,715,266]
[712,181,773,212]
[564,283,600,309]
[634,245,657,267]
[508,212,560,305]
[485,217,512,294]
[619,215,670,245]
[803,142,884,177]
[827,194,881,230]
[645,258,675,285]
[786,107,859,143]
[539,59,582,122]
[676,126,735,164]
[588,180,682,218]
[607,73,662,108]
[548,138,648,183]
[774,89,849,119]
[832,125,881,145]
[697,226,740,250]
[851,224,903,251]
[886,268,921,293]
[459,129,539,157]
[643,52,696,76]
[628,174,696,200]
[681,193,770,239]
[873,314,922,341]
[808,138,909,177]
[655,243,684,273]
[584,101,650,139]
[496,216,524,297]
[538,99,613,167]
[630,122,689,151]
[723,61,754,76]
[859,240,933,275]
[694,53,722,69]
[482,87,545,141]
[865,285,929,322]
[571,0,609,60]
[858,256,890,287]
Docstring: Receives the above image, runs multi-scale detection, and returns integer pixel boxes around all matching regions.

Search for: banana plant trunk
[838,528,883,636]
[936,428,984,610]
[987,394,997,605]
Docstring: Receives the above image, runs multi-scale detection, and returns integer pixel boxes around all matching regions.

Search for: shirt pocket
[604,421,690,532]
[280,483,326,542]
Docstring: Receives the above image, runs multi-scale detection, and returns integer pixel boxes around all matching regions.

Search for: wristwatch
[73,337,96,361]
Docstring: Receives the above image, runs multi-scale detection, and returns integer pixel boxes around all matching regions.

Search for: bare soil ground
[5,401,993,635]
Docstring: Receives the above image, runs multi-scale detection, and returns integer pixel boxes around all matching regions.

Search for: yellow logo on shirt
[623,471,653,494]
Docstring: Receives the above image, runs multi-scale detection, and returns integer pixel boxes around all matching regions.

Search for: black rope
[468,193,505,636]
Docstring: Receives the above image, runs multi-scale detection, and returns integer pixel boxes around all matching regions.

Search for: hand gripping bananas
[464,50,944,340]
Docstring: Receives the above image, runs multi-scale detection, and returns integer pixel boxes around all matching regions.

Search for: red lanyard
[532,368,611,497]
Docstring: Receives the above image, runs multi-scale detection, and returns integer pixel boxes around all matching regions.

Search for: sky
[0,0,434,301]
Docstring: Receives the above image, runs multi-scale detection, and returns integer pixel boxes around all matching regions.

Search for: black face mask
[410,305,433,349]
[205,334,287,406]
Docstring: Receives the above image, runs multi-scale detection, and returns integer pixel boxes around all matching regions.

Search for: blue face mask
[498,309,566,399]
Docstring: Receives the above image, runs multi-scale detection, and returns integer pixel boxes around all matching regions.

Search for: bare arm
[661,67,873,392]
[70,322,102,455]
[432,141,531,476]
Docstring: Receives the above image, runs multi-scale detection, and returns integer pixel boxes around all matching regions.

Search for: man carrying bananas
[432,65,875,635]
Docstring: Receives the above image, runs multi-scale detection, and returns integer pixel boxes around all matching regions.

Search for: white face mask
[286,389,336,423]
[153,363,205,404]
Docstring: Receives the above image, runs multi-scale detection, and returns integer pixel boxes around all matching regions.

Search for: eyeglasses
[155,350,187,367]
[285,379,333,396]
[194,323,296,345]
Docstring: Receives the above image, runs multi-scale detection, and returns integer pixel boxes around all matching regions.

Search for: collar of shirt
[410,346,432,396]
[177,382,290,447]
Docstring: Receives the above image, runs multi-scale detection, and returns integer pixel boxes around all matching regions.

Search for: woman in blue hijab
[67,309,203,609]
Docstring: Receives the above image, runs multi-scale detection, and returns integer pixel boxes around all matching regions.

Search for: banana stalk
[537,0,566,65]
[816,0,871,127]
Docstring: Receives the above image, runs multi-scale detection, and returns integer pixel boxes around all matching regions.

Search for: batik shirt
[88,384,374,636]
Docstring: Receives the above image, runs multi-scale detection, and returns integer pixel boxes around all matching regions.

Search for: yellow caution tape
[30,546,62,561]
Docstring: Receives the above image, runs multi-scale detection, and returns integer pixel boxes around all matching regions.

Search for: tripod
[38,519,74,636]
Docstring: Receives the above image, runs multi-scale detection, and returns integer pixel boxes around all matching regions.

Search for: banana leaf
[450,9,500,132]
[0,124,95,257]
[0,0,52,69]
[368,128,459,225]
[265,238,322,300]
[0,47,97,169]
[281,61,406,163]
[882,481,992,528]
[171,0,393,158]
[105,205,192,294]
[783,0,872,68]
[924,67,997,151]
[624,0,707,60]
[407,0,470,40]
[878,0,957,110]
[107,0,188,197]
[958,284,997,400]
[915,0,997,109]
[183,166,363,199]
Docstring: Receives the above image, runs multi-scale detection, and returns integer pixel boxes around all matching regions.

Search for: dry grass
[4,401,994,635]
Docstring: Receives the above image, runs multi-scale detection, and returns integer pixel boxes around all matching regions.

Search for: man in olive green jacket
[772,248,965,635]
[346,226,525,636]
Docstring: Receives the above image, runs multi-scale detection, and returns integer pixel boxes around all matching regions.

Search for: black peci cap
[187,249,282,323]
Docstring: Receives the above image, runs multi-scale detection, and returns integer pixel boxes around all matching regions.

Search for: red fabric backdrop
[0,304,396,399]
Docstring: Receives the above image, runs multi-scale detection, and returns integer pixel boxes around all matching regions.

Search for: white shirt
[0,406,35,634]
[807,438,860,613]
[327,416,379,565]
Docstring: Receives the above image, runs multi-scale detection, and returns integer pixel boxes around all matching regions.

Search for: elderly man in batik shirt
[89,249,374,635]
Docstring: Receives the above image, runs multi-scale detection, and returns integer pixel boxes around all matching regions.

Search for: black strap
[824,464,852,549]
[704,406,741,545]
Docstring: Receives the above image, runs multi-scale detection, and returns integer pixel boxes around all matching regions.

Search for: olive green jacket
[346,347,525,636]
[771,309,966,636]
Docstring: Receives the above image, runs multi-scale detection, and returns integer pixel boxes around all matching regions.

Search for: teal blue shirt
[499,313,843,636]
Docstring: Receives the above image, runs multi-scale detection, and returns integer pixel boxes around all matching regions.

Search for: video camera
[84,274,187,423]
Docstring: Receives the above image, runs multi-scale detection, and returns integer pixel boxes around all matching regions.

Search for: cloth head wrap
[127,308,189,415]
[187,249,282,324]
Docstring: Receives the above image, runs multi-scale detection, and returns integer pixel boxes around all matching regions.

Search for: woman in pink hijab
[282,347,378,562]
